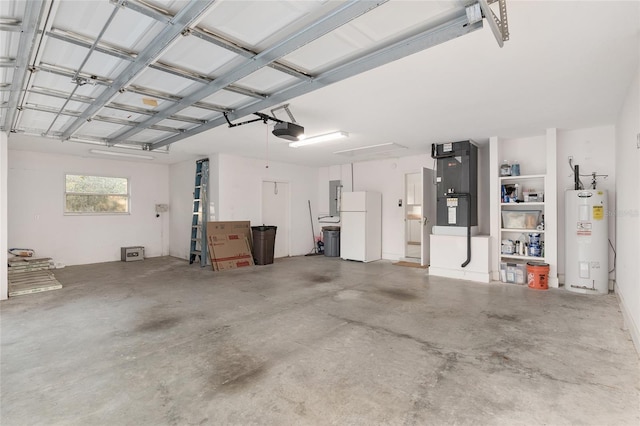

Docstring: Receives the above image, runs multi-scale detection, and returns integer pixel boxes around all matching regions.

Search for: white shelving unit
[499,174,546,262]
[500,202,544,207]
[489,130,558,287]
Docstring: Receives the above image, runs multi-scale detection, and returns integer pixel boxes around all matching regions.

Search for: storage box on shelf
[499,175,545,278]
[501,210,540,229]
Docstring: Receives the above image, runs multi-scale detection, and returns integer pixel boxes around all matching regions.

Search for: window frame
[64,173,131,215]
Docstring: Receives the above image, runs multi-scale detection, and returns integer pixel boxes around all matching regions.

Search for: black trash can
[322,226,340,257]
[251,226,277,265]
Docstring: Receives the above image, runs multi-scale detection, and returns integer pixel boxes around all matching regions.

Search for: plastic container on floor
[251,226,277,265]
[527,262,550,290]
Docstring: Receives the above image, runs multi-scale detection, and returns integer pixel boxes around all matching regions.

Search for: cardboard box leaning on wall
[206,221,253,271]
[208,233,254,271]
[206,221,253,250]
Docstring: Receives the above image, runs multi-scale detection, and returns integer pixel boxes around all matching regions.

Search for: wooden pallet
[8,256,51,264]
[7,257,62,297]
[9,281,63,297]
[8,257,52,272]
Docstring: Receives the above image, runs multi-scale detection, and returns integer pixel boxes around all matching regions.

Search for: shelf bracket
[478,0,509,48]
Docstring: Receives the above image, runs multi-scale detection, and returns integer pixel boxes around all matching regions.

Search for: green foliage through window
[65,175,129,214]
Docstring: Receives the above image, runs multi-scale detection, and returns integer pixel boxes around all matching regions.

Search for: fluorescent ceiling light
[69,138,106,146]
[89,149,154,160]
[333,142,407,157]
[112,143,170,154]
[289,131,348,148]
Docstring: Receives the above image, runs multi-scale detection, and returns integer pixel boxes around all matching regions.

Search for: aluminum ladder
[189,158,209,266]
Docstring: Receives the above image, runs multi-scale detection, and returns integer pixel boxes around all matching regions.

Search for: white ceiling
[3,0,640,167]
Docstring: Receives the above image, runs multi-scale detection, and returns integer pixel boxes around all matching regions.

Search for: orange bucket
[527,262,550,290]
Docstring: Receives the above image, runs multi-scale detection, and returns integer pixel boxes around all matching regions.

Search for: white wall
[500,134,547,175]
[477,144,491,235]
[352,157,427,261]
[8,151,170,266]
[545,129,559,288]
[1,132,8,300]
[217,154,318,256]
[319,156,426,261]
[615,66,640,354]
[209,153,220,221]
[316,164,352,234]
[318,150,491,261]
[169,153,317,260]
[556,125,617,282]
[317,163,354,220]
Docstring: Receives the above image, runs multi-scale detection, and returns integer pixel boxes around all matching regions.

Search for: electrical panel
[329,180,342,216]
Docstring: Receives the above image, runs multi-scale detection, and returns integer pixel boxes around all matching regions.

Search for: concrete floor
[1,256,639,425]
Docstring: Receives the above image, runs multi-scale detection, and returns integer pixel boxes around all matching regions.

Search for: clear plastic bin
[501,210,540,229]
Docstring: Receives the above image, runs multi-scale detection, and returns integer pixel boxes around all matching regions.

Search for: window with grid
[64,174,129,214]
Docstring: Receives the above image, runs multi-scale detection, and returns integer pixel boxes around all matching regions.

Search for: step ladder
[189,158,209,266]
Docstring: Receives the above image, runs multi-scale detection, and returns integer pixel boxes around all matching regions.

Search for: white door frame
[403,171,421,260]
[421,167,436,267]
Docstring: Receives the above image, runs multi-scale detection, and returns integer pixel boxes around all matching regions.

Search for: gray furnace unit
[431,140,478,227]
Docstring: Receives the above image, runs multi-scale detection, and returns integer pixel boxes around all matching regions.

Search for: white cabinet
[499,174,546,262]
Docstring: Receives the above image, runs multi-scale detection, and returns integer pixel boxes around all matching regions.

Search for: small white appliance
[340,191,382,262]
[564,190,608,294]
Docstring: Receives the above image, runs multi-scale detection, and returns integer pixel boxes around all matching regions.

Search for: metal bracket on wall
[478,0,510,48]
[271,104,298,124]
[223,111,283,128]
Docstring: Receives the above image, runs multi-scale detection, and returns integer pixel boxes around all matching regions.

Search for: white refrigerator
[340,191,382,262]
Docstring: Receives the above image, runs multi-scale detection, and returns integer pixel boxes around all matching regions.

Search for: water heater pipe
[447,192,472,268]
[458,193,472,268]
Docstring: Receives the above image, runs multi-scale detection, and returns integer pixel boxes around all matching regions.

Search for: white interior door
[421,167,436,266]
[262,181,289,258]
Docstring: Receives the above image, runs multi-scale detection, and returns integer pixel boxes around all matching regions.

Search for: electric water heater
[564,190,609,294]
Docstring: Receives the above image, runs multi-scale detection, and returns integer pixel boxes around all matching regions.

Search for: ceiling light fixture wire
[265,120,269,169]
